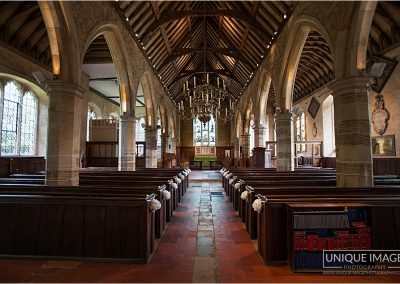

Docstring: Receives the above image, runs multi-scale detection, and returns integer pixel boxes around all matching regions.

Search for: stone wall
[369,63,400,157]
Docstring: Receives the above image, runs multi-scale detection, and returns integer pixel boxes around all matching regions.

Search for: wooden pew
[0,183,169,240]
[0,189,157,263]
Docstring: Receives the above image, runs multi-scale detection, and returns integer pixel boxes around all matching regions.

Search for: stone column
[240,134,251,158]
[161,133,170,167]
[145,126,158,168]
[45,81,85,186]
[118,114,136,171]
[254,126,267,148]
[233,137,240,166]
[275,110,295,172]
[331,76,373,187]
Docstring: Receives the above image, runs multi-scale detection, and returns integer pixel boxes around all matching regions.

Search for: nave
[0,170,398,283]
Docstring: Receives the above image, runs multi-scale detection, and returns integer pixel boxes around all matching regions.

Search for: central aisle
[0,170,398,282]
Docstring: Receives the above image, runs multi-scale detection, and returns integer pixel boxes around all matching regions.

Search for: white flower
[229,176,237,185]
[169,181,178,190]
[234,182,241,190]
[240,191,248,200]
[252,199,263,213]
[174,176,182,184]
[182,171,188,176]
[178,173,184,180]
[162,190,171,200]
[150,198,161,212]
[187,168,191,173]
[226,173,233,179]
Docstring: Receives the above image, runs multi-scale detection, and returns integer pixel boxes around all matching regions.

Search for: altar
[194,146,217,167]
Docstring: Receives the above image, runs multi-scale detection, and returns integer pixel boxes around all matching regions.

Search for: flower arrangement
[174,176,182,184]
[229,176,237,184]
[178,173,184,180]
[150,198,162,212]
[252,198,263,213]
[162,190,171,200]
[240,191,248,200]
[168,180,178,190]
[234,182,241,190]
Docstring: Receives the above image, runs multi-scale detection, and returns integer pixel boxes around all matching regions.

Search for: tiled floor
[0,170,399,283]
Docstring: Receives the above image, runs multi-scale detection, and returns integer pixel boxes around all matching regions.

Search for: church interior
[0,1,400,283]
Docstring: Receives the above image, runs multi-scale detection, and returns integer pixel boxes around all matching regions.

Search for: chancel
[0,1,400,283]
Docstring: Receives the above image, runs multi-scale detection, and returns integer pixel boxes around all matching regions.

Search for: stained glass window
[193,116,216,146]
[157,118,161,160]
[295,112,306,152]
[135,117,145,142]
[1,81,21,155]
[250,118,255,156]
[20,91,38,155]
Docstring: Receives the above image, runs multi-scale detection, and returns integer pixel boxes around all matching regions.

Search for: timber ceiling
[293,31,334,103]
[0,1,51,68]
[368,1,400,57]
[1,1,399,109]
[116,1,294,105]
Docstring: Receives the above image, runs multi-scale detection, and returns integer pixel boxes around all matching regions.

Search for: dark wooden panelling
[9,157,45,174]
[83,206,106,257]
[37,204,64,256]
[0,204,18,254]
[0,158,10,177]
[61,205,84,257]
[15,204,41,255]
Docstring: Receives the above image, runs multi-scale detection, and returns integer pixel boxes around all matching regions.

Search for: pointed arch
[82,22,133,114]
[279,17,335,110]
[39,1,79,83]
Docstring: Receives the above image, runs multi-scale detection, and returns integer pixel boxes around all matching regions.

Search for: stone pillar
[254,126,267,148]
[161,133,170,167]
[233,137,240,166]
[275,110,294,172]
[145,126,158,168]
[118,114,136,171]
[45,81,85,186]
[331,76,373,187]
[240,134,251,159]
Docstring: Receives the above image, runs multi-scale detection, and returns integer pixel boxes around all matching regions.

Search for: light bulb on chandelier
[178,73,235,124]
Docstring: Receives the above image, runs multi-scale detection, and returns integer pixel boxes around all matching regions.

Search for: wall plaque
[372,94,389,136]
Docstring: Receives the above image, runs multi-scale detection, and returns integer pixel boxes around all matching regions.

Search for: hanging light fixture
[178,10,235,124]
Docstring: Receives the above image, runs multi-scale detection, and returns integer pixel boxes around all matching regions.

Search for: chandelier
[178,73,235,124]
[177,11,235,124]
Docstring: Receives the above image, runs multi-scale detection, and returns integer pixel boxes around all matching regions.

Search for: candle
[217,77,219,87]
[207,74,209,85]
[229,99,232,109]
[194,77,196,87]
[189,96,192,107]
[225,108,228,116]
[223,80,226,90]
[183,84,185,93]
[218,98,221,108]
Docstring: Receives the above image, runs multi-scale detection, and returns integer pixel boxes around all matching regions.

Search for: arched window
[1,80,38,156]
[20,91,38,155]
[86,108,97,142]
[249,117,255,156]
[295,112,305,152]
[322,95,335,157]
[193,116,216,146]
[135,117,145,142]
[157,118,161,160]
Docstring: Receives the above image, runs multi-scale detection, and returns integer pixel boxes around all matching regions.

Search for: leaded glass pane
[136,117,145,142]
[20,92,38,155]
[193,116,216,146]
[1,81,21,155]
[157,119,161,160]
